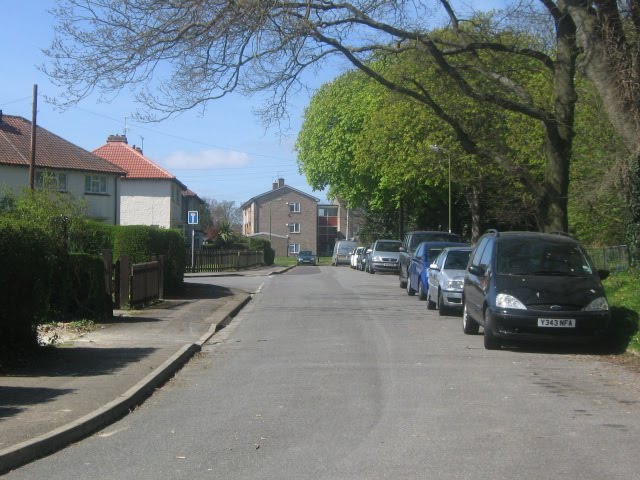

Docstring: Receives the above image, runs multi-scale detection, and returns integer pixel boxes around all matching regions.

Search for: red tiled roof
[93,138,185,188]
[0,115,126,175]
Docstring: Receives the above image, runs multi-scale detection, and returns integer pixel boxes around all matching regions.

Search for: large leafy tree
[44,0,640,247]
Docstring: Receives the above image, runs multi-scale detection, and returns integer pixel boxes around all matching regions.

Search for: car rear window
[410,233,464,250]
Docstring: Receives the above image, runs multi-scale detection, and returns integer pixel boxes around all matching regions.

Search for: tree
[44,1,639,242]
[297,49,542,238]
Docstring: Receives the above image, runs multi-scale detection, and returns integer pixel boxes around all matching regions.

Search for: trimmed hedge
[70,220,115,255]
[248,237,275,266]
[0,220,55,361]
[63,254,112,320]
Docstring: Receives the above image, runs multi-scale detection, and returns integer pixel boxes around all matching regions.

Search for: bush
[57,254,112,321]
[248,237,275,266]
[69,220,116,255]
[0,220,55,363]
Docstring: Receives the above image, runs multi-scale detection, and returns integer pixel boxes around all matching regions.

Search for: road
[6,266,640,479]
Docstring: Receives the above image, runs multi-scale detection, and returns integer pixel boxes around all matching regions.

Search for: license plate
[384,263,395,267]
[538,318,576,328]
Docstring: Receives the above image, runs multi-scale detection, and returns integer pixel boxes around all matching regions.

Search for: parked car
[350,246,365,269]
[332,241,358,266]
[406,241,468,298]
[426,247,473,315]
[366,239,402,274]
[297,250,317,266]
[462,230,611,350]
[399,231,464,288]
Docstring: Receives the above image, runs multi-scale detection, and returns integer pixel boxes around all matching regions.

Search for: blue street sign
[188,210,199,225]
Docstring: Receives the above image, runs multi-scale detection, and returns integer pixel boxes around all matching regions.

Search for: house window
[288,222,300,234]
[35,171,67,191]
[288,202,301,213]
[289,243,300,255]
[85,175,107,194]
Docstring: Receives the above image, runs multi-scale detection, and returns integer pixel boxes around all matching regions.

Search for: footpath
[0,266,292,475]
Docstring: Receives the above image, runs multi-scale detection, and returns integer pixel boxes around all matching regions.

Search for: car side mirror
[429,262,439,270]
[468,264,486,276]
[366,248,372,253]
[399,246,406,252]
[597,269,610,281]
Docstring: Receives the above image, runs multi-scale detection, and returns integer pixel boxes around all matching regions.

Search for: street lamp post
[430,145,452,233]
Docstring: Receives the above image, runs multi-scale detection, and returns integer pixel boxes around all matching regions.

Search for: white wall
[119,179,173,228]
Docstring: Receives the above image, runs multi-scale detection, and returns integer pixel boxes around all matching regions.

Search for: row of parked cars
[342,230,612,350]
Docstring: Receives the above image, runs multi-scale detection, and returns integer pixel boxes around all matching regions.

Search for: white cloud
[161,149,250,170]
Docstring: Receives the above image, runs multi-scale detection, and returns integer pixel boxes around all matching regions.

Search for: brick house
[0,113,126,224]
[241,178,320,257]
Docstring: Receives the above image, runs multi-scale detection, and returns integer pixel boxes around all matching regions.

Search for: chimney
[0,109,3,124]
[278,177,285,188]
[132,145,143,154]
[272,181,278,190]
[107,134,128,143]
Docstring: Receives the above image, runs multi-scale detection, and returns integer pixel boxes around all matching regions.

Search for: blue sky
[1,2,498,207]
[0,1,334,205]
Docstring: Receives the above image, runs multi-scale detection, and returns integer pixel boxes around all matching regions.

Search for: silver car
[426,247,472,315]
[367,239,402,274]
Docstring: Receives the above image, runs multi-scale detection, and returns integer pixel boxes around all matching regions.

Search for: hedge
[248,237,275,266]
[0,220,55,361]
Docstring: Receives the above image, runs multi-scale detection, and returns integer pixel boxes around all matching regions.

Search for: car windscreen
[496,239,595,276]
[376,242,401,252]
[299,251,312,256]
[426,248,445,263]
[444,250,471,270]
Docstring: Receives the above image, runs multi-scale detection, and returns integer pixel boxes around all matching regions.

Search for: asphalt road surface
[7,266,640,479]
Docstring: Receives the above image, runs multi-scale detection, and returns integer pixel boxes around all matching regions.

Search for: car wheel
[483,308,501,350]
[369,264,375,274]
[426,288,436,310]
[406,274,416,296]
[438,290,449,316]
[418,280,427,301]
[462,303,479,335]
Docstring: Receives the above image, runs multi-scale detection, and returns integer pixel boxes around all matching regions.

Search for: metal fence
[586,245,631,272]
[186,249,264,273]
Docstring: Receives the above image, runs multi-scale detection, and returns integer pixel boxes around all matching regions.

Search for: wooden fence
[186,249,264,273]
[108,253,164,308]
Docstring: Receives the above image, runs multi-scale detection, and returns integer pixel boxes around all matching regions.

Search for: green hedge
[248,237,275,266]
[62,254,112,321]
[0,220,55,361]
[70,220,115,255]
[113,225,185,294]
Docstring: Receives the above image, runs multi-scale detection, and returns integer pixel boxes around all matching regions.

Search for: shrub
[70,220,116,255]
[248,237,275,266]
[0,220,55,363]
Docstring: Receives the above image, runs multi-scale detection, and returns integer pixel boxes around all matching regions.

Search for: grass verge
[602,269,640,353]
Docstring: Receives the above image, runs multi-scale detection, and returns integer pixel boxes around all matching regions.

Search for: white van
[332,241,358,266]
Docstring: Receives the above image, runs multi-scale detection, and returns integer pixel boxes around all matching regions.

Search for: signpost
[188,211,199,271]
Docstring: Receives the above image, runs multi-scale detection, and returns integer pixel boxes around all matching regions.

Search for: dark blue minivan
[462,231,611,350]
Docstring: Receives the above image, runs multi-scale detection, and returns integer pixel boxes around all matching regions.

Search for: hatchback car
[462,230,611,350]
[367,239,402,274]
[297,251,316,266]
[406,241,467,298]
[426,247,472,315]
[350,246,365,269]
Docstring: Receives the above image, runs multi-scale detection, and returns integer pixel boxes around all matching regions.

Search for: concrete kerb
[0,292,253,475]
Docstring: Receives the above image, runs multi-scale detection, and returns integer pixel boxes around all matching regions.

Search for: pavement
[0,265,293,475]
